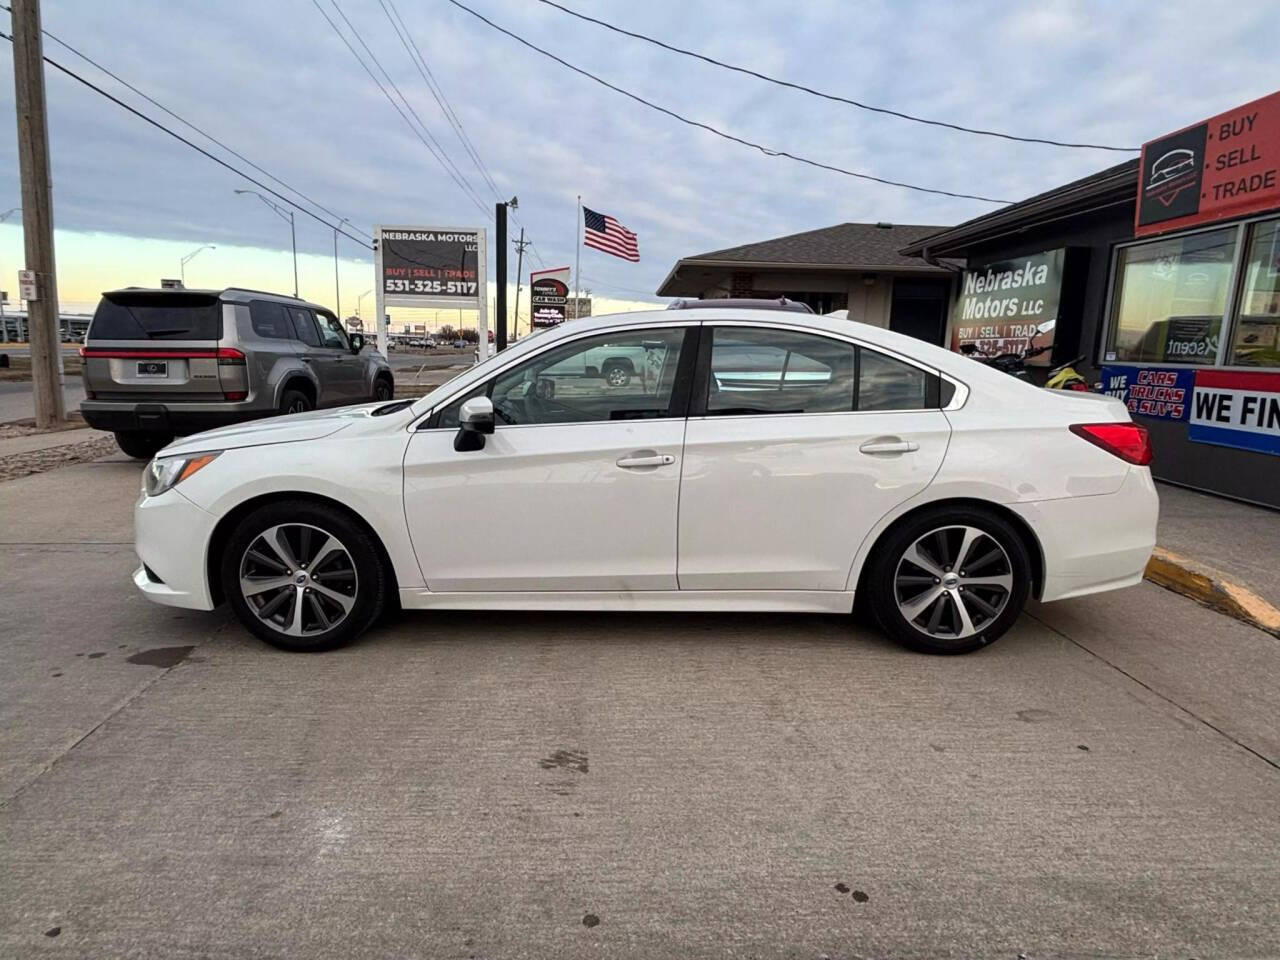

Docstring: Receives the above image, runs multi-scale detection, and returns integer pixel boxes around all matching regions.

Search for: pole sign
[949,249,1065,365]
[1136,90,1280,238]
[373,225,487,357]
[1188,370,1280,456]
[18,269,37,301]
[530,266,570,327]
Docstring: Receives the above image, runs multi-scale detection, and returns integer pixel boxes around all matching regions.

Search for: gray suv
[80,288,393,459]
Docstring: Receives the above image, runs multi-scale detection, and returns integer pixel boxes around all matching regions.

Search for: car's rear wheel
[279,388,312,416]
[220,501,387,652]
[603,363,631,387]
[114,430,172,460]
[372,377,394,402]
[865,507,1031,655]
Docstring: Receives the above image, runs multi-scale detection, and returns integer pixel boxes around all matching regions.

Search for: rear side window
[250,300,293,340]
[89,293,222,341]
[706,327,856,415]
[858,347,938,411]
[289,308,322,347]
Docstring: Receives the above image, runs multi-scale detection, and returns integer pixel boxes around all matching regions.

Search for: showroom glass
[1228,216,1280,368]
[1106,227,1237,365]
[437,328,686,427]
[705,327,933,414]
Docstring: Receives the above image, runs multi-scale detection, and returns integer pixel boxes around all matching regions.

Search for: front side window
[289,308,321,347]
[1228,216,1280,368]
[317,311,350,350]
[706,327,855,415]
[437,327,688,427]
[1106,227,1237,365]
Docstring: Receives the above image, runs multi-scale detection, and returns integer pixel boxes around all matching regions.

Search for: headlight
[144,451,221,497]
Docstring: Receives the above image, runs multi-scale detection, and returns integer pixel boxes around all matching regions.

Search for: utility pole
[11,0,65,426]
[333,217,348,317]
[512,228,528,341]
[494,201,508,351]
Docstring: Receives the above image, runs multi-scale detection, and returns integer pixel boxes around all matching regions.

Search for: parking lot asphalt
[2,456,1278,959]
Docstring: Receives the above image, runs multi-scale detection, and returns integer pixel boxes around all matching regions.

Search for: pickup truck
[543,340,662,387]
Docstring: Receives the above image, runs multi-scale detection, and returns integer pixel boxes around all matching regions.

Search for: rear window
[89,293,223,341]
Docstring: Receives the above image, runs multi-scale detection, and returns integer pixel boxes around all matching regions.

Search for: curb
[1145,547,1280,639]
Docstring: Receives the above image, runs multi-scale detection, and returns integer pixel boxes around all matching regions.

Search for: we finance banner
[1188,370,1280,456]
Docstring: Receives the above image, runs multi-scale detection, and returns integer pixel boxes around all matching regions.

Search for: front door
[403,325,696,592]
[677,325,951,591]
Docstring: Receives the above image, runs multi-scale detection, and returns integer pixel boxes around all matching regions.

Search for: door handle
[300,356,313,363]
[859,437,919,455]
[616,453,676,468]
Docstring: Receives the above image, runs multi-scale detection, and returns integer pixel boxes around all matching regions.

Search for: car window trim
[413,320,702,431]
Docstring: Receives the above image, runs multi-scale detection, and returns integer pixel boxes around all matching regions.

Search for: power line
[0,27,371,248]
[443,0,1012,205]
[534,0,1138,153]
[312,0,492,220]
[579,274,662,299]
[2,9,372,242]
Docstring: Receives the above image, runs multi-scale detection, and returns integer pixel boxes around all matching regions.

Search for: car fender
[268,358,321,407]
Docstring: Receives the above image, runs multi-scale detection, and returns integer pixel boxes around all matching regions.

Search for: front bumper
[133,486,220,610]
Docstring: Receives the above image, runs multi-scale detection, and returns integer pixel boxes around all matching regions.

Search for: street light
[179,244,215,286]
[333,217,349,319]
[357,288,372,320]
[0,207,20,223]
[234,189,297,297]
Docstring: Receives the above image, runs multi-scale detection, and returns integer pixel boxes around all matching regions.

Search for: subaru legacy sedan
[131,307,1158,655]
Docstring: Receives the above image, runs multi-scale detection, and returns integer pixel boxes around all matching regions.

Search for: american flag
[583,206,639,262]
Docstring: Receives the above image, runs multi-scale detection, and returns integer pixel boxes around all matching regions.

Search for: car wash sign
[1136,90,1280,237]
[530,266,571,327]
[1188,370,1280,456]
[950,249,1065,364]
[376,226,483,309]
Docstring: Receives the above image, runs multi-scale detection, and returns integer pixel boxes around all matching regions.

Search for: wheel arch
[273,368,319,408]
[205,491,400,607]
[851,497,1045,602]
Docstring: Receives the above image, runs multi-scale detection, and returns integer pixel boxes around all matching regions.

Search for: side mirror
[1035,318,1057,336]
[454,395,495,451]
[349,333,365,353]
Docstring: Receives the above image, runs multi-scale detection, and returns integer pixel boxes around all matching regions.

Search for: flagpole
[573,195,581,320]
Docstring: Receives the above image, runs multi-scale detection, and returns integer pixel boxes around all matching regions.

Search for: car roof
[101,287,330,312]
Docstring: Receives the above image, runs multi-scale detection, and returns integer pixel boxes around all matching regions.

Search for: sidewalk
[1150,482,1280,637]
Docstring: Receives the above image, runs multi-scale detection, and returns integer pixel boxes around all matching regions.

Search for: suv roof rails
[665,297,814,314]
[221,287,306,301]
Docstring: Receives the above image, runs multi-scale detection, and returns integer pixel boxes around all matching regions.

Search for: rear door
[677,324,951,591]
[82,291,227,402]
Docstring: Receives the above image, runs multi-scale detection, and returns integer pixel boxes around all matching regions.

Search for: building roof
[899,159,1139,258]
[657,221,952,296]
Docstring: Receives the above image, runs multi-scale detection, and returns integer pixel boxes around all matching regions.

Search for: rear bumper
[81,400,265,435]
[1011,467,1159,603]
[133,487,219,610]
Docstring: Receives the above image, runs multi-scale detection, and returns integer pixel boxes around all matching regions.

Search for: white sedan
[132,307,1158,655]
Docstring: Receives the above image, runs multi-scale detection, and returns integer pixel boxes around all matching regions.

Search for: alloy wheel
[238,523,358,637]
[893,525,1013,640]
[287,399,308,414]
[606,367,628,386]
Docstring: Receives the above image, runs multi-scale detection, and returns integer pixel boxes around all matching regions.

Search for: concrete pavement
[1,456,1278,958]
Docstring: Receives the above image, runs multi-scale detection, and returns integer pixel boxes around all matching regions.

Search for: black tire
[280,388,313,416]
[220,500,388,652]
[114,430,172,460]
[372,377,394,402]
[603,363,631,387]
[864,506,1032,655]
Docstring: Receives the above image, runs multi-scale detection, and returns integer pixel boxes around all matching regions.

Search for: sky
[0,0,1276,330]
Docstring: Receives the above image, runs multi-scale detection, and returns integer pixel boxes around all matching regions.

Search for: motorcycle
[959,319,1093,392]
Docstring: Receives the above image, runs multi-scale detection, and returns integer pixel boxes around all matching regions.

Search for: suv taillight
[215,347,246,366]
[1069,422,1152,465]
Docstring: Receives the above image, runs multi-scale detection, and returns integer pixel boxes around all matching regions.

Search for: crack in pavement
[1026,609,1280,774]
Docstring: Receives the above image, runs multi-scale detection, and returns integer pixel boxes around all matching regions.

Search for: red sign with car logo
[1135,89,1280,237]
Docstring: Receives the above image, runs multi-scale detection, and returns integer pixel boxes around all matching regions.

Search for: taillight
[1067,380,1090,392]
[223,391,247,402]
[1069,422,1152,465]
[215,348,246,366]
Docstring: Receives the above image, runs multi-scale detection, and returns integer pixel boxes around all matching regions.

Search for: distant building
[657,222,955,345]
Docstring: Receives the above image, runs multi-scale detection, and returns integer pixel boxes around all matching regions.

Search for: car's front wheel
[114,430,172,460]
[865,507,1031,655]
[603,363,631,387]
[220,500,388,652]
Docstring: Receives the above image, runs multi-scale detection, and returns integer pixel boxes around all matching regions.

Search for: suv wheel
[865,507,1031,655]
[372,378,394,402]
[280,388,312,416]
[220,500,387,652]
[603,364,631,387]
[114,430,172,460]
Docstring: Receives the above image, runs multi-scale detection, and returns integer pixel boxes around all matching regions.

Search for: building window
[1106,226,1237,365]
[1228,216,1280,368]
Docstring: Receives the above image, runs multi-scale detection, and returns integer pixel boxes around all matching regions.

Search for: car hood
[160,402,398,456]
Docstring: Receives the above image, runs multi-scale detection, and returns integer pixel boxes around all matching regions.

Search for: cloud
[0,0,1274,304]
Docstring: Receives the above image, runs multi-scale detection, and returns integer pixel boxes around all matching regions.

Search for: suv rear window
[89,292,223,341]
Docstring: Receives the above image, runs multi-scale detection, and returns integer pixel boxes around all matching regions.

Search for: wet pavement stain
[86,652,105,659]
[582,913,600,928]
[1077,744,1090,751]
[44,927,61,938]
[1015,708,1055,723]
[834,882,850,893]
[126,645,196,668]
[539,749,588,774]
[851,890,870,903]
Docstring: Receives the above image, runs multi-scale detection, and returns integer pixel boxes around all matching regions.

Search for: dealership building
[900,90,1280,509]
[656,221,957,345]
